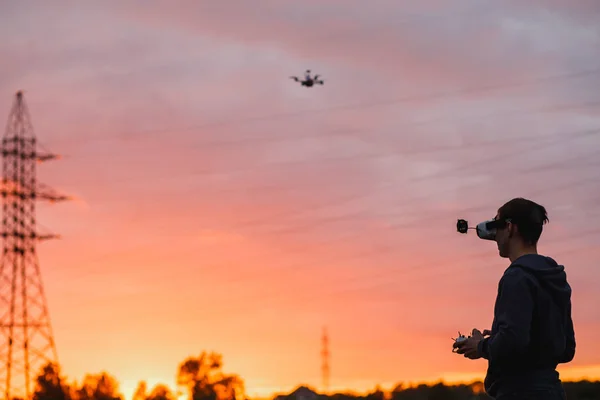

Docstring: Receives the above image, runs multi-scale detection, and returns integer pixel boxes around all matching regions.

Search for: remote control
[452,331,469,352]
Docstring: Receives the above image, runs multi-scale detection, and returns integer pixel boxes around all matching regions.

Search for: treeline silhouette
[26,351,600,400]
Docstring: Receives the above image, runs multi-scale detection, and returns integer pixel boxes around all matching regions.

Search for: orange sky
[1,1,600,400]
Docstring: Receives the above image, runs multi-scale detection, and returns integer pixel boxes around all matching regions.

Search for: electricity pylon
[0,91,68,400]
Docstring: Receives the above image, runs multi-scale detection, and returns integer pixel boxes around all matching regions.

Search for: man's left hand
[454,328,484,360]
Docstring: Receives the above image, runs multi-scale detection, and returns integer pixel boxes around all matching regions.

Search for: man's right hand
[483,329,492,337]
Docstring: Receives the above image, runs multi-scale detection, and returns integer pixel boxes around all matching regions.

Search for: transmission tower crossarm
[36,153,60,163]
[35,183,70,203]
[0,232,61,241]
[37,192,70,203]
[0,188,69,203]
[36,234,61,241]
[0,143,60,164]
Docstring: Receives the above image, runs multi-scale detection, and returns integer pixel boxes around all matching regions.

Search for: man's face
[494,213,511,258]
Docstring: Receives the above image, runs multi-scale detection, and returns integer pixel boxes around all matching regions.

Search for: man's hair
[497,197,549,245]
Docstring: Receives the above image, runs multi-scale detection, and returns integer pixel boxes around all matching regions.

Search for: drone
[290,70,324,87]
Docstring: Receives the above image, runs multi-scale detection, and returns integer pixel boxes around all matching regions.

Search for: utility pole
[0,91,68,400]
[321,326,330,393]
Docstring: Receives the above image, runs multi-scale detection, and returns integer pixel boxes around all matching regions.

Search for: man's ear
[507,222,516,239]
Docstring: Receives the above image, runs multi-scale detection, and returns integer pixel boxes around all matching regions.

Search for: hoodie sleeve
[559,293,576,363]
[478,269,534,362]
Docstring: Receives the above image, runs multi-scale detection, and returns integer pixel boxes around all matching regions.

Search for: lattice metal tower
[321,326,330,393]
[0,91,68,400]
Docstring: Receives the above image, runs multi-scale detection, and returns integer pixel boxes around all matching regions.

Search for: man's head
[493,198,549,259]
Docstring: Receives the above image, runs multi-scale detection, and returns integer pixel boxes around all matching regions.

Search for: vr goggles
[456,218,510,240]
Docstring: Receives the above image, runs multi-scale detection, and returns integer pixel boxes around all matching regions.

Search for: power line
[39,67,600,148]
[54,139,599,274]
[119,98,600,151]
[52,124,600,283]
[45,123,600,254]
[247,157,600,238]
[186,235,600,321]
[48,97,600,196]
[408,127,600,183]
[46,236,600,330]
[45,99,600,235]
[60,161,600,288]
[147,168,600,316]
[41,97,599,244]
[39,132,597,340]
[31,71,600,304]
[221,126,600,233]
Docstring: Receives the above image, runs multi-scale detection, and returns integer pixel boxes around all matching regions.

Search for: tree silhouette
[132,381,176,400]
[26,355,600,400]
[147,384,176,400]
[133,382,148,400]
[33,363,72,400]
[177,352,244,400]
[75,373,123,400]
[364,386,384,400]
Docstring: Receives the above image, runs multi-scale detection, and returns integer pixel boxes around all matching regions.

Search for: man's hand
[453,328,485,360]
[483,329,492,337]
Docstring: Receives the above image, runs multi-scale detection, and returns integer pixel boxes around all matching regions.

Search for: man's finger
[464,349,478,359]
[483,329,492,336]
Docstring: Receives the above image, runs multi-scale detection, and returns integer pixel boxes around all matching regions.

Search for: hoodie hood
[508,253,571,303]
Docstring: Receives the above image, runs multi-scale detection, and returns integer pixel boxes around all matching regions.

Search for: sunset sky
[1,1,600,399]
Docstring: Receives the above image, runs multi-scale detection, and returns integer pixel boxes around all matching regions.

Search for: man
[454,198,576,399]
